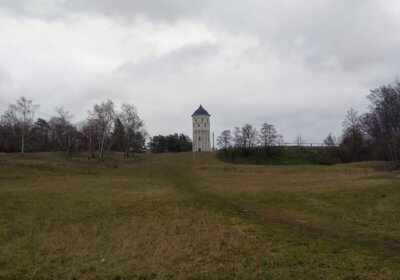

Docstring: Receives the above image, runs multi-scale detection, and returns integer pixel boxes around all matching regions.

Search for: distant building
[192,105,211,152]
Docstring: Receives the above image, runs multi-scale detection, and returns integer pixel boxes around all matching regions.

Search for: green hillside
[217,146,342,165]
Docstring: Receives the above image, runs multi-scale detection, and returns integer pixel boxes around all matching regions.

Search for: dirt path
[158,157,400,258]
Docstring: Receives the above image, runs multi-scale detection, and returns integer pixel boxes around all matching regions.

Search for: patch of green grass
[217,146,338,165]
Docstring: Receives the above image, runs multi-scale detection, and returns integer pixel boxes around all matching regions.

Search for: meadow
[0,152,399,279]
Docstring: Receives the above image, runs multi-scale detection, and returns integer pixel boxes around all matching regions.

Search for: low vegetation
[150,134,192,153]
[1,152,399,279]
[217,146,341,165]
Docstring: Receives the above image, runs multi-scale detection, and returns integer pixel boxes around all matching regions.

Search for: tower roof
[192,105,210,117]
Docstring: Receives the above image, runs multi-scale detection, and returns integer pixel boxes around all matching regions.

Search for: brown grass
[0,152,399,279]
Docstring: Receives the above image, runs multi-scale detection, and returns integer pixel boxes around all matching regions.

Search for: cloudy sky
[1,0,400,142]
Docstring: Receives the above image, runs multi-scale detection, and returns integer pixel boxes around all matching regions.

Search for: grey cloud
[1,0,400,142]
[0,68,12,85]
[266,0,400,74]
[0,69,13,111]
[0,0,210,21]
[117,42,219,76]
[3,0,400,75]
[62,0,208,21]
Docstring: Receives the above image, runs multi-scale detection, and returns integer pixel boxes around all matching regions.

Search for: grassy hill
[217,146,342,165]
[0,152,399,279]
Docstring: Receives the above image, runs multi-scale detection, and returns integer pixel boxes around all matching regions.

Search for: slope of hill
[0,152,399,279]
[217,146,342,165]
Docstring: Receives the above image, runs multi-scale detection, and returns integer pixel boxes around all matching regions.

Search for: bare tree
[233,124,258,155]
[233,126,242,148]
[243,124,258,149]
[4,97,39,156]
[79,117,96,159]
[323,133,338,147]
[0,112,18,152]
[340,108,366,162]
[295,135,305,146]
[217,130,232,149]
[276,134,284,146]
[90,100,116,160]
[259,123,282,153]
[119,103,144,158]
[366,84,400,168]
[342,108,361,134]
[49,107,77,159]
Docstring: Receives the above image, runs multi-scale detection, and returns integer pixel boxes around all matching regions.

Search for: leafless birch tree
[90,100,116,160]
[119,103,144,158]
[49,107,77,159]
[4,97,39,156]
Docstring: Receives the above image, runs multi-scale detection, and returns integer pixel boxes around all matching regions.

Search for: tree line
[0,97,147,160]
[2,81,400,168]
[217,81,400,169]
[217,123,284,156]
[150,134,192,153]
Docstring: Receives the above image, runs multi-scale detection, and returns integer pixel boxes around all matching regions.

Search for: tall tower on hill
[192,105,211,152]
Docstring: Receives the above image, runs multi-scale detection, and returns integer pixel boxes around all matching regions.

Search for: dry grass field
[0,152,400,279]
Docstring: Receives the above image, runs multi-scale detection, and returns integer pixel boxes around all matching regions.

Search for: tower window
[198,124,200,127]
[201,118,203,121]
[205,124,206,127]
[199,137,201,140]
[195,119,197,122]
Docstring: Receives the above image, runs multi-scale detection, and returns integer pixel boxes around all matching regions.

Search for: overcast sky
[1,0,400,142]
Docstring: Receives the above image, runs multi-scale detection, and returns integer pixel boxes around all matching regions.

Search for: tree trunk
[131,133,135,158]
[387,139,399,169]
[21,124,25,158]
[124,139,129,158]
[99,132,106,161]
[88,126,94,159]
[124,134,131,158]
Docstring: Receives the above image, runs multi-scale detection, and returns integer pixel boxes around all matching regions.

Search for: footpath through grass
[0,152,400,279]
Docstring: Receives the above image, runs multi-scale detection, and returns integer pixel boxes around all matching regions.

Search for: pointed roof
[192,105,210,117]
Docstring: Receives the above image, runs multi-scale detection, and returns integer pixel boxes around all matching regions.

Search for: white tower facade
[192,105,211,152]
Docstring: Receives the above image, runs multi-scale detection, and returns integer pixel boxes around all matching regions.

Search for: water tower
[192,105,211,152]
